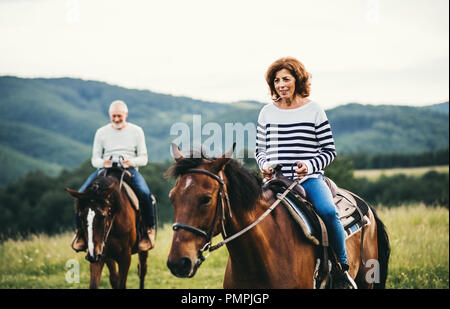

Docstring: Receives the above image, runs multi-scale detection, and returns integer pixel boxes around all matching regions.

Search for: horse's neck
[223,198,315,288]
[224,200,280,273]
[112,189,135,231]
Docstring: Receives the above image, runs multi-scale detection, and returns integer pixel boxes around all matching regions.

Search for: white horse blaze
[87,209,95,257]
[182,177,192,192]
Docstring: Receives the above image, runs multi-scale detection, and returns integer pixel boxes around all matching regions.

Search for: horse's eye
[96,207,106,218]
[199,196,212,206]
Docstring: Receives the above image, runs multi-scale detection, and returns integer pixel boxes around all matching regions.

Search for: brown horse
[166,144,390,288]
[66,170,148,289]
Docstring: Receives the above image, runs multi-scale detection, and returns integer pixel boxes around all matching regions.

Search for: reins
[209,178,300,251]
[99,213,115,257]
[172,168,301,272]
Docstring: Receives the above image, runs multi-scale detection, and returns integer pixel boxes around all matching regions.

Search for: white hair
[109,100,128,115]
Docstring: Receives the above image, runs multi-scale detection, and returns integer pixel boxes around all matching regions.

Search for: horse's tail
[370,205,390,289]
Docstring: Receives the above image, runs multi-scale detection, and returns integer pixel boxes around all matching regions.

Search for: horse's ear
[211,142,236,172]
[211,157,230,173]
[171,143,184,162]
[211,143,236,173]
[221,142,236,159]
[65,188,84,199]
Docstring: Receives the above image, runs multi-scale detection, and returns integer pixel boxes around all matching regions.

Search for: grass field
[0,204,448,289]
[354,165,449,180]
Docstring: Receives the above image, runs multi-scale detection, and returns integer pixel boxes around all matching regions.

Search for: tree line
[0,152,448,238]
[343,148,449,169]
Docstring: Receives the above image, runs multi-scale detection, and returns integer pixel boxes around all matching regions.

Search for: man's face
[110,109,128,129]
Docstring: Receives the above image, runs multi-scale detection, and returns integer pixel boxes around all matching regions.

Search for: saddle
[264,168,370,245]
[101,166,140,211]
[263,166,371,288]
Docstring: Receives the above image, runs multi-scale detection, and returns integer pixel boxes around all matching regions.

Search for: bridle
[99,199,115,257]
[89,160,131,260]
[172,168,232,275]
[84,185,117,262]
[172,167,300,276]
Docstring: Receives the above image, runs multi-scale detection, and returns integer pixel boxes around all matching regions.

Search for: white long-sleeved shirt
[255,101,337,182]
[91,123,148,169]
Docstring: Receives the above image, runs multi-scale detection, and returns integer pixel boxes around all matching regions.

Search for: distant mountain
[422,101,449,114]
[1,76,448,186]
[326,103,449,154]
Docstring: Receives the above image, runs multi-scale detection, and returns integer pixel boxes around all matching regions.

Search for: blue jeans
[78,168,156,227]
[302,175,348,266]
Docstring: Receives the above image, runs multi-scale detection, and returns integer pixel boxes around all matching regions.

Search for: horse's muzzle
[86,253,102,263]
[167,257,193,278]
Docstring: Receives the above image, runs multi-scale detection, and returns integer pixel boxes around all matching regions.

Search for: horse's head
[165,143,237,278]
[66,177,117,263]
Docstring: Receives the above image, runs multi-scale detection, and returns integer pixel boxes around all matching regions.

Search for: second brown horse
[66,171,148,289]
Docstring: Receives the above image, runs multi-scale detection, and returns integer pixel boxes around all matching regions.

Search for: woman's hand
[296,162,308,179]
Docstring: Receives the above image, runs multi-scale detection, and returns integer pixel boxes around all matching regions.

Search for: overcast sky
[0,0,448,109]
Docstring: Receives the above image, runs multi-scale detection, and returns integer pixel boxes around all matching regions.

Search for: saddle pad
[278,193,320,246]
[122,182,139,211]
[333,188,370,233]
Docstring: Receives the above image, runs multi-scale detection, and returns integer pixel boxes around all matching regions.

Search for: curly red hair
[265,57,311,100]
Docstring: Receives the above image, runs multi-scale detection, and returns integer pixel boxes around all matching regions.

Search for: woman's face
[274,68,296,100]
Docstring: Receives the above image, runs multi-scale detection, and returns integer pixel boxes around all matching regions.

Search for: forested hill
[0,76,448,186]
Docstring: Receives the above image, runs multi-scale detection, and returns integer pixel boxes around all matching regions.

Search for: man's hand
[103,158,112,168]
[262,167,274,180]
[122,158,132,168]
[296,162,308,179]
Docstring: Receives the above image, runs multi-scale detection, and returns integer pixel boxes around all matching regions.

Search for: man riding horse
[72,100,156,252]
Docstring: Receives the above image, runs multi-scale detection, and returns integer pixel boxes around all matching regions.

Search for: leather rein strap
[172,168,300,269]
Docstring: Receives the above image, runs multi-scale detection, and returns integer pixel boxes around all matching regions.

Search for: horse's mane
[166,153,263,211]
[223,160,263,211]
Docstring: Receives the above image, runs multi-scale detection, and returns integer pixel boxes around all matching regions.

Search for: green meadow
[354,165,449,180]
[0,204,448,289]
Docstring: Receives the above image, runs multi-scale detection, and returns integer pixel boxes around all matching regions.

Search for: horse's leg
[117,253,132,289]
[89,260,105,289]
[138,251,148,289]
[106,258,120,289]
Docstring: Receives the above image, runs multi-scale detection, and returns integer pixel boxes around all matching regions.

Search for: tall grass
[379,204,449,288]
[0,204,448,289]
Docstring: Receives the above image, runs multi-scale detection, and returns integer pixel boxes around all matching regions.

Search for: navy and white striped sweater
[255,101,337,182]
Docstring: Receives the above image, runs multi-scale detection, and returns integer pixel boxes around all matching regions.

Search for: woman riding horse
[256,57,357,288]
[166,144,390,288]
